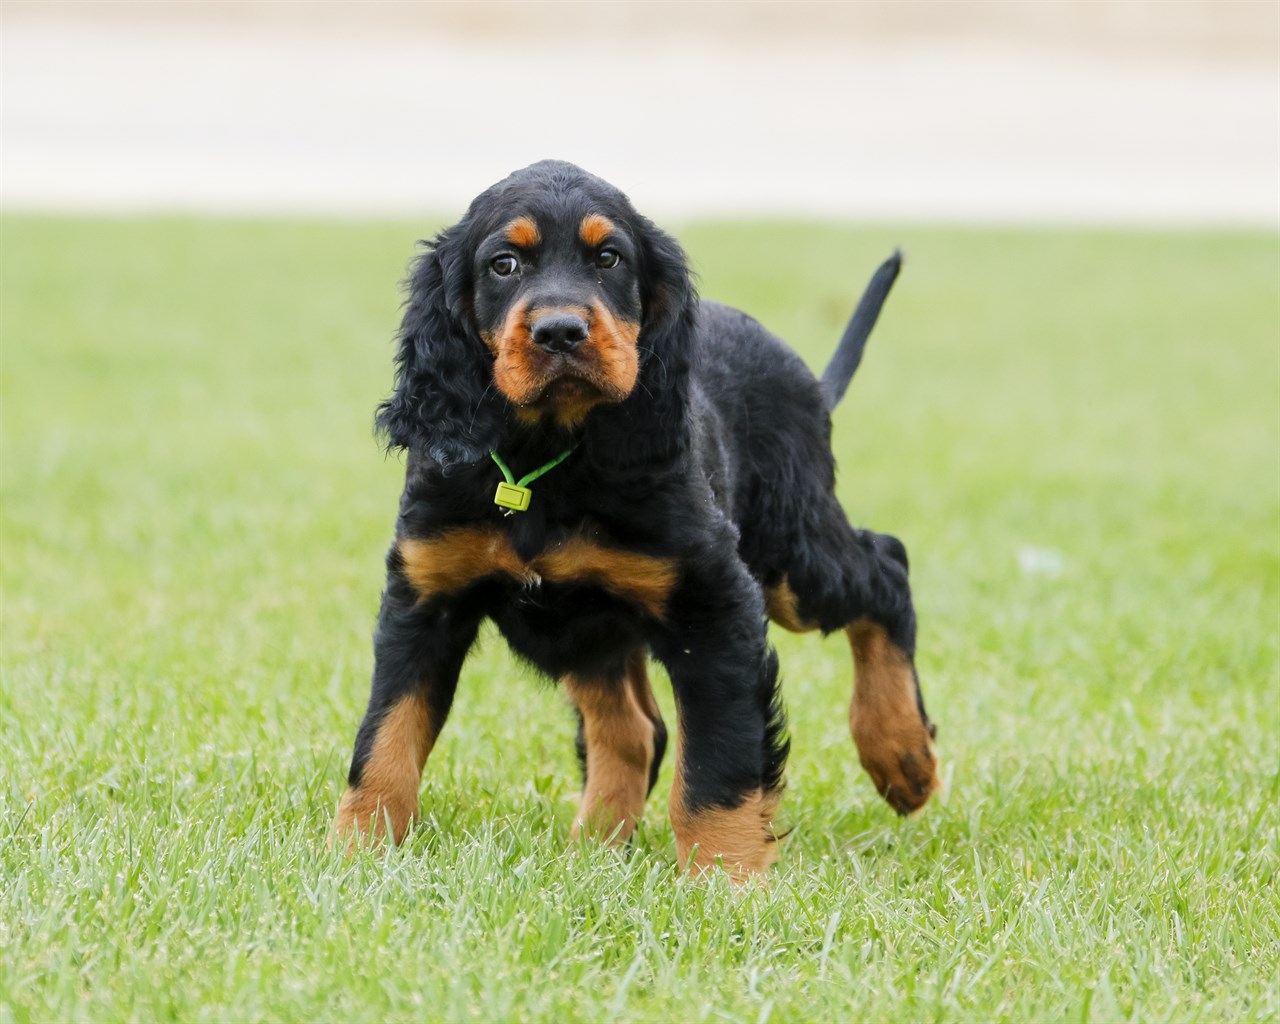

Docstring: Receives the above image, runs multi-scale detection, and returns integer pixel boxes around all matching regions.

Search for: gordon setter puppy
[333,160,940,879]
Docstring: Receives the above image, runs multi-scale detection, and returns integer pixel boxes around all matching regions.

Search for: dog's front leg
[333,570,480,851]
[564,649,667,846]
[653,550,788,882]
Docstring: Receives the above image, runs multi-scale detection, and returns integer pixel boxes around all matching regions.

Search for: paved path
[3,16,1276,224]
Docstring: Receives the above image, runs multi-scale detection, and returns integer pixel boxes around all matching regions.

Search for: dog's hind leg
[564,650,667,845]
[332,570,481,851]
[769,523,939,815]
[845,613,939,815]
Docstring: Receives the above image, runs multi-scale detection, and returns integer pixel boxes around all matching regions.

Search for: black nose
[531,312,588,353]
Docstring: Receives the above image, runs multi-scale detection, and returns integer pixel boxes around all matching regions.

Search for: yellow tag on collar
[489,447,575,514]
[494,481,532,512]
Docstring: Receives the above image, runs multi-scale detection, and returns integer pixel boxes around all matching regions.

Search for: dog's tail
[819,250,902,411]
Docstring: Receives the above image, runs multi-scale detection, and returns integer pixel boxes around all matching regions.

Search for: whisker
[467,379,499,437]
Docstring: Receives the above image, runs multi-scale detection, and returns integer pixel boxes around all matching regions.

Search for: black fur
[820,250,902,409]
[344,160,927,841]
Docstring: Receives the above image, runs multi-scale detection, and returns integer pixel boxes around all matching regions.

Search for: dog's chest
[397,525,677,621]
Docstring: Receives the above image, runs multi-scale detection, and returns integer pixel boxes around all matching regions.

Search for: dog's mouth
[533,372,604,404]
[487,306,641,427]
[528,357,615,402]
[519,363,618,427]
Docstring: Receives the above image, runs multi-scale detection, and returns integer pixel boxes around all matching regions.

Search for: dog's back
[692,300,838,539]
[692,255,904,611]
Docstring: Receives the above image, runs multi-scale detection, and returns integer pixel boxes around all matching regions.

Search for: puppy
[334,160,939,879]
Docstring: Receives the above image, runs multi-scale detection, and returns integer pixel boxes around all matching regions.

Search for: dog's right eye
[490,255,519,277]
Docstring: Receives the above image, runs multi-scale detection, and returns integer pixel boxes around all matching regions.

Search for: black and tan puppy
[334,160,940,879]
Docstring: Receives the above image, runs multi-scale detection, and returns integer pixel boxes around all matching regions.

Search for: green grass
[2,214,1277,1023]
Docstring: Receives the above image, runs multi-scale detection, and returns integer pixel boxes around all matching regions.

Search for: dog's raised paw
[858,734,940,816]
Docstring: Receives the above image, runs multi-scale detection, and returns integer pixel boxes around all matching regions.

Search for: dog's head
[377,160,695,467]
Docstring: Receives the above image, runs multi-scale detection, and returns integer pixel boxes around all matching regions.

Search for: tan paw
[854,723,940,815]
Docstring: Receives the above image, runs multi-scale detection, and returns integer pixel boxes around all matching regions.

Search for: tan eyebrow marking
[504,216,541,248]
[579,213,616,249]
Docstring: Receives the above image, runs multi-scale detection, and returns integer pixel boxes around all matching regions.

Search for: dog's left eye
[491,255,519,277]
[595,249,620,269]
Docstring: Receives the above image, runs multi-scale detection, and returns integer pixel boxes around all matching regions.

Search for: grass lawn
[1,214,1277,1022]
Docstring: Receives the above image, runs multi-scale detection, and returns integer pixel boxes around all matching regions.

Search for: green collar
[489,447,576,514]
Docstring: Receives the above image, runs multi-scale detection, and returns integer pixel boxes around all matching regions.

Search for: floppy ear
[637,216,697,373]
[374,227,502,467]
[589,216,698,468]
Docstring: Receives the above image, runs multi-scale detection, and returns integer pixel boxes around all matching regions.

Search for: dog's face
[378,160,694,465]
[472,205,643,428]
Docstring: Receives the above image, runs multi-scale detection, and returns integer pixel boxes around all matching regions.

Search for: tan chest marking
[399,529,677,617]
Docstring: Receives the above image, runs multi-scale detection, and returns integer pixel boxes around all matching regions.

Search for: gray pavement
[2,12,1276,224]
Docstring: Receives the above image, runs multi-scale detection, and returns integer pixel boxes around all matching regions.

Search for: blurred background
[3,0,1277,224]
